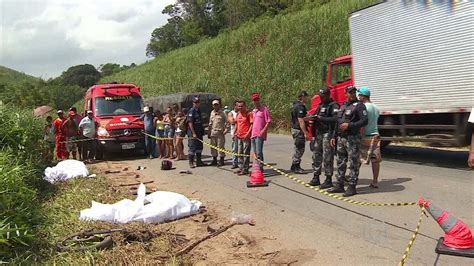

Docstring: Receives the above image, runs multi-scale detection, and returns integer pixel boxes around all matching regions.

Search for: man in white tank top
[227,101,239,169]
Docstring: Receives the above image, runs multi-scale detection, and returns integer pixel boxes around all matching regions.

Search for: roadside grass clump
[104,0,377,130]
[0,103,48,259]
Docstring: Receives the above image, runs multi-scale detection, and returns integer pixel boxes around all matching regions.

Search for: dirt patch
[88,161,314,264]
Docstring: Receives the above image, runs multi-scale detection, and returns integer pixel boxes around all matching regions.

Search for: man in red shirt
[234,100,253,175]
[53,110,67,160]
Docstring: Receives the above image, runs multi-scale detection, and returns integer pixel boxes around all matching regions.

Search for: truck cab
[83,83,145,157]
[310,55,353,111]
[307,56,353,138]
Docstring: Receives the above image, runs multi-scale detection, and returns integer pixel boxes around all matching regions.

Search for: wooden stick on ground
[175,223,237,256]
[118,180,154,187]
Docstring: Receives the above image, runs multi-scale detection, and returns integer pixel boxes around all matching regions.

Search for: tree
[61,64,101,88]
[99,63,121,77]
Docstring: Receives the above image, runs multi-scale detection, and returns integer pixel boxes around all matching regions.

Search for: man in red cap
[251,92,271,171]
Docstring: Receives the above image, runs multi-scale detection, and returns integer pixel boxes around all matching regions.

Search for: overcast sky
[0,0,175,78]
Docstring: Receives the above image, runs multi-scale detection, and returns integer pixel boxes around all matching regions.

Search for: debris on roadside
[105,170,121,174]
[174,212,255,256]
[179,170,192,174]
[137,166,146,170]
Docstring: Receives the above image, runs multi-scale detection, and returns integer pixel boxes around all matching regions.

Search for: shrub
[0,103,47,258]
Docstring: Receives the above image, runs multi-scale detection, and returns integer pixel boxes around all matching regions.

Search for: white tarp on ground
[43,160,89,184]
[79,184,202,224]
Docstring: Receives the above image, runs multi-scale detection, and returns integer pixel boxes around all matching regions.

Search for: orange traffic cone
[419,197,474,249]
[247,161,269,187]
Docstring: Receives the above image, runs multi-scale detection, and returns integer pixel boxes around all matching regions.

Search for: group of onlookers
[185,93,272,172]
[136,103,187,160]
[44,107,98,163]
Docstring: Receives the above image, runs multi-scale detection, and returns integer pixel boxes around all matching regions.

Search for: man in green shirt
[357,87,382,188]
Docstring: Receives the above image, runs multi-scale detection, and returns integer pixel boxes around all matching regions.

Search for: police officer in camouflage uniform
[290,91,310,174]
[308,88,339,188]
[187,96,207,168]
[328,86,368,197]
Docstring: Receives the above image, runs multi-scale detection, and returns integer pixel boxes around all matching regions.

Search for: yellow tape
[399,207,426,266]
[146,131,421,265]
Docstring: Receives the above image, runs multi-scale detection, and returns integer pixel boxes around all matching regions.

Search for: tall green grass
[105,0,377,128]
[0,103,47,259]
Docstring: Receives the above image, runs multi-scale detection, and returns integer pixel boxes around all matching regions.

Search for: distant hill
[0,66,38,86]
[103,0,377,128]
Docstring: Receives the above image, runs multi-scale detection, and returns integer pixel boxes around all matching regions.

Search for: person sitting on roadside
[154,110,166,159]
[79,110,99,163]
[234,100,253,175]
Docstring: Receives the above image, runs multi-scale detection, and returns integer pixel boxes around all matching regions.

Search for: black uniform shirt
[187,107,204,135]
[336,100,368,136]
[313,100,339,134]
[291,101,307,130]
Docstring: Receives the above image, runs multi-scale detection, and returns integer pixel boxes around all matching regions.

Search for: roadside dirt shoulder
[92,160,315,264]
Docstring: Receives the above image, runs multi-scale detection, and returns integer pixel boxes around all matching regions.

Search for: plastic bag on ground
[80,184,202,224]
[43,159,89,184]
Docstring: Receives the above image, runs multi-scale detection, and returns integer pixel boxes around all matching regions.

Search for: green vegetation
[147,0,300,57]
[0,66,38,86]
[107,0,377,128]
[0,104,47,258]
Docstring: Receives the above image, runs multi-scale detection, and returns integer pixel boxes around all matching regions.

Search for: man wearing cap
[290,91,310,174]
[53,110,67,160]
[187,97,206,168]
[69,107,83,160]
[208,99,228,166]
[62,110,80,160]
[132,106,156,158]
[251,92,271,171]
[79,110,99,163]
[357,87,382,188]
[307,88,339,188]
[328,86,368,197]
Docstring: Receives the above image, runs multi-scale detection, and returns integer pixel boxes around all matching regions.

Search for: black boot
[343,184,357,197]
[327,183,345,193]
[196,153,207,167]
[308,173,320,186]
[189,155,196,168]
[290,164,296,171]
[218,157,225,166]
[210,156,218,166]
[319,176,333,189]
[294,164,304,174]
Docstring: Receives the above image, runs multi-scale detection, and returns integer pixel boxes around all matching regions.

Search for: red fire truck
[83,83,145,158]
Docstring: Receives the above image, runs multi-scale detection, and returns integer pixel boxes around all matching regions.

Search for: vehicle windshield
[94,96,143,116]
[331,63,352,85]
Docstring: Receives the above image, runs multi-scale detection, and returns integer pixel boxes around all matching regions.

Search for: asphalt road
[111,134,473,265]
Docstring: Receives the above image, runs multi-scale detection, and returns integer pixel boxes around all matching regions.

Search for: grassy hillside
[105,0,377,128]
[0,66,38,86]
